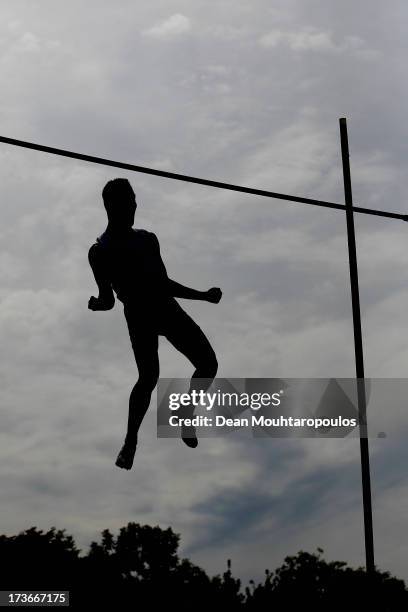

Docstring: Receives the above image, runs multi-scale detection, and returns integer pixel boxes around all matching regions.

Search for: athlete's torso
[92,227,173,309]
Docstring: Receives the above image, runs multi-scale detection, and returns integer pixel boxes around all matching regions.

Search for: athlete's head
[102,178,136,227]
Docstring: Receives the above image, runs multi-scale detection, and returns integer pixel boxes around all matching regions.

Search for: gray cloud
[143,14,192,38]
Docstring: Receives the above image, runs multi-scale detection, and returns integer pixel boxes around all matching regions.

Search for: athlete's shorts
[123,296,217,377]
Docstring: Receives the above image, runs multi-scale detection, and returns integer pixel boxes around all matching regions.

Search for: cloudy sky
[1,0,408,584]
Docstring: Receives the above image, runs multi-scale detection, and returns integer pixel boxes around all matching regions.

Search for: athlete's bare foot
[115,442,137,470]
[181,425,198,448]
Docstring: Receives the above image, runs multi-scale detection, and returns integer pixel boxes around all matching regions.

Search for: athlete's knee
[196,348,218,379]
[208,352,218,378]
[136,376,158,393]
[137,365,159,391]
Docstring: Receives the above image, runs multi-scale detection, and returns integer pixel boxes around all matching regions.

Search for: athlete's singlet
[89,228,173,307]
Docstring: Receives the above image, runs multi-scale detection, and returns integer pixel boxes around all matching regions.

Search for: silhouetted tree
[1,525,407,610]
[210,558,245,609]
[0,527,80,591]
[245,548,408,611]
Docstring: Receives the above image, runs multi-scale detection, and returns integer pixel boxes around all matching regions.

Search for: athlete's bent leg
[163,308,218,447]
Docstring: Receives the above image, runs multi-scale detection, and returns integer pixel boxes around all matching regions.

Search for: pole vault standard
[340,118,374,574]
[0,120,404,573]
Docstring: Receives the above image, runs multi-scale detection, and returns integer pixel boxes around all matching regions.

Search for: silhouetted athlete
[88,179,221,470]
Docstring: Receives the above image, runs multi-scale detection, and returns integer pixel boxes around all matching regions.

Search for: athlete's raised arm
[88,243,115,311]
[167,278,222,302]
[151,233,222,303]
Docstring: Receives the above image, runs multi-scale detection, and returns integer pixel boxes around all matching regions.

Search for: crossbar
[0,135,406,222]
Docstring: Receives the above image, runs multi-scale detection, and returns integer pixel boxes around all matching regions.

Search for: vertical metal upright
[340,117,375,574]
